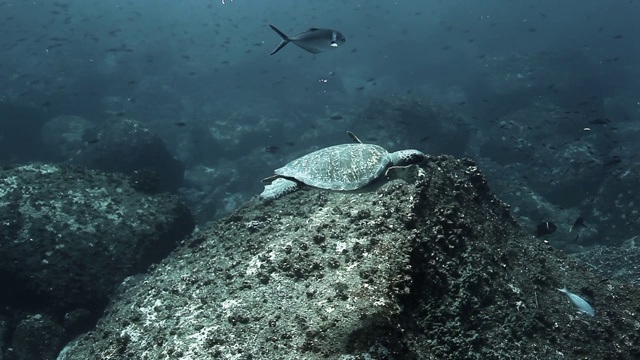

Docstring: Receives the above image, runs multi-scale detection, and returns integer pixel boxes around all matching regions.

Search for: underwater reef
[0,163,195,359]
[58,156,640,359]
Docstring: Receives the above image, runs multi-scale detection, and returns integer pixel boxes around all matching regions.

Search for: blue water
[1,0,639,244]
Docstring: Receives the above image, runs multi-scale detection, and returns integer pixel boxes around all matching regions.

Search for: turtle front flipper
[259,178,299,200]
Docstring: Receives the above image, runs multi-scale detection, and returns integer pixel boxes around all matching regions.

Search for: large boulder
[40,115,96,161]
[0,163,195,357]
[71,118,185,192]
[58,156,640,359]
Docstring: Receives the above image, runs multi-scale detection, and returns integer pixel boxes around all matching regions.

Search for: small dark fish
[589,118,611,125]
[174,122,187,127]
[106,47,133,53]
[53,2,70,9]
[602,56,620,63]
[264,145,280,153]
[570,216,587,232]
[269,24,346,55]
[535,221,557,237]
[355,86,365,91]
[329,115,343,120]
[604,155,622,167]
[116,111,125,117]
[419,136,430,143]
[613,34,624,39]
[284,141,296,146]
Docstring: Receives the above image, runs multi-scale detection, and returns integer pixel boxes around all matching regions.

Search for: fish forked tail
[269,24,290,55]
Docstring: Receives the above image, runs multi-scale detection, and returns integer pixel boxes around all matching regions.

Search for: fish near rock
[535,221,557,237]
[569,216,586,232]
[269,24,346,55]
[558,287,595,317]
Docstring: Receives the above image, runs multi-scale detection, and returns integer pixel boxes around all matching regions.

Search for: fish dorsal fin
[347,131,362,144]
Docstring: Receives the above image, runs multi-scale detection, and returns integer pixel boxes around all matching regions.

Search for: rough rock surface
[12,313,65,360]
[0,164,194,321]
[59,156,640,359]
[571,245,640,287]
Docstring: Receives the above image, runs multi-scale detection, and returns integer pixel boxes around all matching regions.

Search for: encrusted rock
[0,163,195,344]
[58,156,640,359]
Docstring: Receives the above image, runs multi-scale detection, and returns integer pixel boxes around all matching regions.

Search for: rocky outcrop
[58,156,640,359]
[0,163,195,359]
[69,118,185,192]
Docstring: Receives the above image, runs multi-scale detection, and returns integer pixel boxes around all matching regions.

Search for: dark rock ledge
[59,156,640,360]
[0,163,194,359]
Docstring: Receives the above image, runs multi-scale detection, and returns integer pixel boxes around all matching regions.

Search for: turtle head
[389,149,425,166]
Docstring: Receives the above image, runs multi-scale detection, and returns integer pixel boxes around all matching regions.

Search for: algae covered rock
[58,156,640,359]
[0,163,194,317]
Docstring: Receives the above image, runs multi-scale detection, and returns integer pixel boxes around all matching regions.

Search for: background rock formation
[0,164,195,359]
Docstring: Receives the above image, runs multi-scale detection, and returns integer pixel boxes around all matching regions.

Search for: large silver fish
[269,24,346,55]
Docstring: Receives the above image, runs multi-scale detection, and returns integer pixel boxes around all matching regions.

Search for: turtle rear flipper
[347,131,362,144]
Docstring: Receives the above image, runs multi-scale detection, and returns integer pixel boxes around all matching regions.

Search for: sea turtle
[259,132,425,200]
